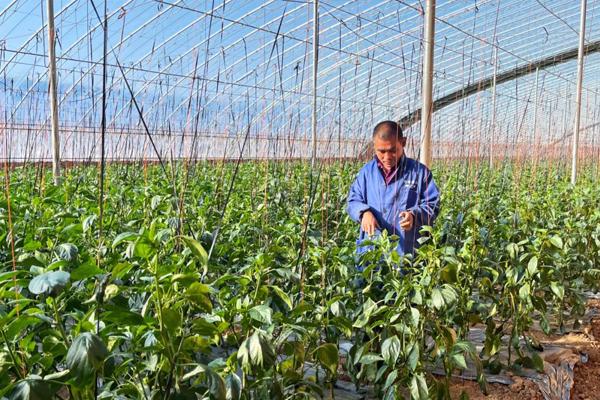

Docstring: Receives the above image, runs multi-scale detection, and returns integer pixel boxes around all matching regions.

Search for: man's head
[372,120,406,172]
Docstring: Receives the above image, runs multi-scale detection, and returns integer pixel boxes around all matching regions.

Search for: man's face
[374,134,406,171]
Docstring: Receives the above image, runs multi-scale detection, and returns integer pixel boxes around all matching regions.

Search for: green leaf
[248,304,273,325]
[82,215,97,233]
[9,377,54,400]
[111,262,133,279]
[440,285,458,305]
[527,256,538,275]
[531,352,544,373]
[55,243,78,262]
[269,285,293,310]
[451,353,468,370]
[204,367,227,400]
[411,289,423,305]
[192,318,219,336]
[186,283,213,312]
[133,237,154,259]
[410,307,420,327]
[181,235,208,269]
[440,264,458,283]
[519,283,531,301]
[383,369,398,390]
[381,336,401,366]
[506,243,519,259]
[359,353,383,365]
[28,271,70,296]
[383,386,398,400]
[237,331,276,372]
[71,261,103,281]
[550,282,564,300]
[162,308,182,336]
[112,232,138,248]
[66,332,109,387]
[410,373,429,400]
[43,369,70,381]
[181,364,226,400]
[181,364,206,381]
[314,343,339,375]
[431,288,444,310]
[102,308,145,326]
[5,316,41,341]
[549,235,563,249]
[407,343,419,372]
[225,374,242,400]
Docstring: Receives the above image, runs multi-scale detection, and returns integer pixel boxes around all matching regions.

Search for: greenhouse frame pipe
[420,0,436,168]
[61,0,568,135]
[533,67,540,144]
[6,0,138,124]
[311,0,319,169]
[489,45,498,169]
[572,0,587,185]
[399,37,600,130]
[8,2,600,152]
[84,0,477,130]
[46,0,60,185]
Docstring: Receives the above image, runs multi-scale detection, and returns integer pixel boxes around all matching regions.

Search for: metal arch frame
[271,58,593,144]
[84,0,596,134]
[156,0,599,131]
[73,0,478,129]
[1,0,551,123]
[0,0,23,20]
[5,0,140,121]
[154,0,488,118]
[422,4,594,94]
[2,0,600,156]
[398,39,600,129]
[154,0,483,128]
[73,0,294,127]
[429,2,600,96]
[7,0,185,115]
[53,0,195,121]
[107,0,383,125]
[0,0,80,77]
[245,45,577,143]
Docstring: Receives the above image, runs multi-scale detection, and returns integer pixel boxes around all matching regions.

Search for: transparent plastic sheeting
[1,0,599,161]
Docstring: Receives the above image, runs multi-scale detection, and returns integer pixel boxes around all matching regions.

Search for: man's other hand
[399,211,414,231]
[361,211,379,236]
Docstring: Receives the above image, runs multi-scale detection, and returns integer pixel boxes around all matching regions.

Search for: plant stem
[1,328,24,379]
[52,296,70,346]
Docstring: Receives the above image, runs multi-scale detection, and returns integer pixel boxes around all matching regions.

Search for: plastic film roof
[1,0,600,161]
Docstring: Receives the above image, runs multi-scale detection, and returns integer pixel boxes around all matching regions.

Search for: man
[347,120,440,259]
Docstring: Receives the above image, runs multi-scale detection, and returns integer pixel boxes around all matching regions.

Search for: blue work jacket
[346,156,440,257]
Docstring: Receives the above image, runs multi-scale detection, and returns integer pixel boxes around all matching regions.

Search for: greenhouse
[1,0,600,399]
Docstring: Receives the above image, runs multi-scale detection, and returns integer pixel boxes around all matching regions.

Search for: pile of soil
[449,376,543,400]
[572,299,600,400]
[449,298,600,399]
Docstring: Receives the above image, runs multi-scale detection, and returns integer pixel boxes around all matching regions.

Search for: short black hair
[373,120,403,140]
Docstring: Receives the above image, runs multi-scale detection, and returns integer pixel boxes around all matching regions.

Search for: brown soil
[448,298,600,399]
[449,376,543,400]
[572,299,600,400]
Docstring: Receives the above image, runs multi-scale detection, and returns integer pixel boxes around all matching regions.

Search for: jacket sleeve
[346,170,371,223]
[409,167,440,227]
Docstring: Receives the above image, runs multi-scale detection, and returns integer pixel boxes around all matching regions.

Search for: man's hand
[361,211,379,236]
[399,210,414,231]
